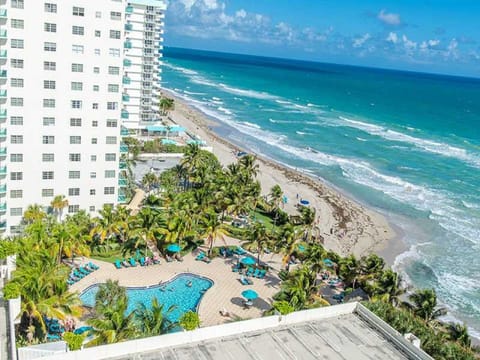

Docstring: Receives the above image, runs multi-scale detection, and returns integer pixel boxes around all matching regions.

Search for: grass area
[90,249,153,264]
[251,210,275,230]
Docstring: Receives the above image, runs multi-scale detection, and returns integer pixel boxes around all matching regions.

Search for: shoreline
[163,90,405,262]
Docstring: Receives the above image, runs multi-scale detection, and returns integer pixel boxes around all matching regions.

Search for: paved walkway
[69,252,281,327]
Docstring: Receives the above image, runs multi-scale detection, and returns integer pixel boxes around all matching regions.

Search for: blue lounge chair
[88,262,99,271]
[202,256,211,264]
[234,246,247,255]
[239,276,252,285]
[195,252,205,261]
[140,257,146,266]
[67,279,75,286]
[246,267,254,277]
[232,263,241,272]
[252,269,261,278]
[226,248,234,257]
[129,258,137,267]
[114,260,122,269]
[258,269,267,279]
[72,270,84,278]
[79,267,90,275]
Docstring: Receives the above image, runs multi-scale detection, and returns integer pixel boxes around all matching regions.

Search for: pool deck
[69,251,282,327]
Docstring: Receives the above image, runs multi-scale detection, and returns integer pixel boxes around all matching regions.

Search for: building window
[42,153,54,162]
[42,136,55,144]
[92,121,98,127]
[44,3,57,13]
[105,154,116,161]
[95,30,101,37]
[44,42,56,51]
[11,135,23,144]
[95,11,102,18]
[108,84,119,93]
[43,80,56,89]
[109,30,121,39]
[93,67,100,74]
[11,59,24,69]
[70,118,82,127]
[68,188,80,196]
[43,117,55,126]
[68,205,80,213]
[10,172,23,181]
[106,136,117,145]
[69,153,81,162]
[108,66,120,75]
[43,99,55,108]
[104,187,115,195]
[10,208,23,217]
[72,45,84,54]
[93,85,99,92]
[94,49,101,56]
[44,23,57,32]
[10,154,23,162]
[106,120,118,127]
[10,190,23,199]
[107,102,118,110]
[42,189,54,197]
[110,11,121,20]
[10,117,23,126]
[71,63,83,72]
[92,103,99,110]
[90,155,97,161]
[105,170,115,178]
[11,19,24,29]
[70,136,81,144]
[90,172,96,178]
[44,61,56,71]
[71,82,83,91]
[72,26,84,35]
[91,138,97,144]
[71,100,82,109]
[42,171,54,180]
[11,98,24,107]
[11,39,24,49]
[69,171,80,179]
[72,7,84,16]
[108,48,120,57]
[12,0,24,9]
[89,206,95,212]
[10,78,24,88]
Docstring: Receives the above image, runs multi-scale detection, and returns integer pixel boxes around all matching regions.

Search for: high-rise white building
[0,0,166,235]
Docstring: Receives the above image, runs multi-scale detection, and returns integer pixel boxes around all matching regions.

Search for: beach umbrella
[166,244,181,253]
[241,289,258,300]
[323,259,334,267]
[240,257,256,266]
[300,199,310,206]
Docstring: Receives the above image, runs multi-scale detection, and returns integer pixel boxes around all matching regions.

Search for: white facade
[0,0,166,235]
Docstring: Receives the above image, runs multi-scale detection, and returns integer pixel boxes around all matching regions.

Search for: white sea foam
[217,107,233,115]
[163,63,198,75]
[296,131,307,135]
[356,137,367,142]
[212,97,221,101]
[241,121,261,129]
[183,90,206,95]
[339,116,480,168]
[217,83,278,100]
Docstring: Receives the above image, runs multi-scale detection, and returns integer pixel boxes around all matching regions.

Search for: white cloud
[386,32,398,44]
[428,39,440,47]
[353,33,371,48]
[446,38,459,59]
[378,10,402,26]
[402,35,417,50]
[236,9,246,18]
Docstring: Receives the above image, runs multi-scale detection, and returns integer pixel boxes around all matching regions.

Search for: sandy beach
[163,91,399,259]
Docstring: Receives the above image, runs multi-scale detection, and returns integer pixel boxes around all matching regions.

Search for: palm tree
[52,222,90,264]
[90,204,120,248]
[159,97,174,116]
[269,185,283,227]
[238,154,259,180]
[300,206,316,242]
[199,210,229,255]
[409,289,446,323]
[133,207,164,255]
[446,323,471,348]
[94,280,127,315]
[134,298,176,336]
[50,195,69,222]
[338,254,361,289]
[242,222,271,265]
[274,223,302,267]
[304,243,327,275]
[277,266,318,310]
[142,172,158,193]
[23,204,46,224]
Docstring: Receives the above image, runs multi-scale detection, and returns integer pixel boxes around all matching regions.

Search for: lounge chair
[67,279,75,286]
[88,262,99,270]
[258,269,267,279]
[195,252,205,261]
[72,270,84,278]
[243,300,253,308]
[232,263,241,272]
[234,246,247,255]
[114,260,122,269]
[140,257,146,266]
[252,269,260,278]
[78,267,89,276]
[129,258,137,267]
[202,256,211,264]
[122,259,130,268]
[226,248,234,257]
[246,267,254,277]
[239,276,252,285]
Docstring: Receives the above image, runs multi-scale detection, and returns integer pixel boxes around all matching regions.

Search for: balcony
[122,76,131,85]
[0,109,5,119]
[125,5,133,14]
[124,41,132,49]
[0,128,6,139]
[0,89,5,98]
[0,50,6,59]
[121,110,129,119]
[118,178,128,186]
[120,128,129,136]
[0,184,5,194]
[0,29,6,39]
[122,94,130,102]
[0,70,6,78]
[0,9,6,18]
[125,23,133,31]
[0,166,6,176]
[119,161,127,169]
[0,221,6,231]
[0,147,6,157]
[118,194,127,203]
[0,203,6,214]
[123,59,132,67]
[120,144,128,153]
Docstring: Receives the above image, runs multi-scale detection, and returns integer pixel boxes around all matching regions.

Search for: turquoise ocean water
[162,47,480,335]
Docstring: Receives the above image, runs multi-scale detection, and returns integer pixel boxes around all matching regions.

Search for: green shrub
[179,311,200,331]
[64,332,85,351]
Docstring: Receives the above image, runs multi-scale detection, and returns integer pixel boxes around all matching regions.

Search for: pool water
[79,273,213,322]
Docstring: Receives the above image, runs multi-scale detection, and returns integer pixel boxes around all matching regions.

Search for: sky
[164,0,480,78]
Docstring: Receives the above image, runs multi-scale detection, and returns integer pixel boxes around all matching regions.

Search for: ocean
[161,47,480,335]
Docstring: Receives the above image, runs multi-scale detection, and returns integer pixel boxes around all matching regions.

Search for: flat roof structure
[28,303,432,360]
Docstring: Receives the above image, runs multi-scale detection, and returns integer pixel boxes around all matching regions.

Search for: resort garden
[0,144,477,359]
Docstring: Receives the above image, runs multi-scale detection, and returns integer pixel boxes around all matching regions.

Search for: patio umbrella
[300,199,310,206]
[241,289,258,300]
[166,244,181,253]
[240,257,256,266]
[323,258,334,267]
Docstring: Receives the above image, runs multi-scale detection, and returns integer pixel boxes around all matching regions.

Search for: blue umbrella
[240,257,256,266]
[300,199,310,206]
[323,258,334,267]
[241,289,258,300]
[166,244,181,253]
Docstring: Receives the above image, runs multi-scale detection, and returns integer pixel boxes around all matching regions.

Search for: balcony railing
[125,23,133,31]
[120,144,128,153]
[0,89,5,98]
[118,179,128,186]
[123,59,132,67]
[122,94,130,102]
[118,194,127,203]
[119,161,127,169]
[122,76,131,85]
[0,70,6,78]
[0,203,6,213]
[0,9,7,18]
[0,221,6,230]
[121,110,129,119]
[121,128,129,136]
[0,29,6,38]
[0,50,6,58]
[0,129,6,139]
[0,184,5,194]
[0,109,6,119]
[125,6,133,14]
[124,41,132,49]
[0,147,6,156]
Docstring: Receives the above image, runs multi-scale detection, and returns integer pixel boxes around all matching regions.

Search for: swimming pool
[79,273,213,322]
